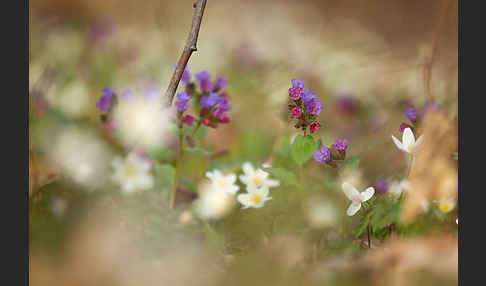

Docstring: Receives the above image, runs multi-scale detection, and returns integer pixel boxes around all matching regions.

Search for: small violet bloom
[309,121,320,133]
[374,176,389,194]
[291,78,305,89]
[404,106,418,122]
[302,88,317,105]
[175,91,191,113]
[181,67,191,85]
[332,138,348,152]
[313,146,331,163]
[290,106,302,118]
[213,77,228,91]
[306,98,322,115]
[201,92,223,109]
[96,88,115,112]
[420,100,439,118]
[195,70,212,92]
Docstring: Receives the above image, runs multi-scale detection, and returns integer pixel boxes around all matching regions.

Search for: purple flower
[302,89,317,106]
[332,138,348,152]
[335,92,358,115]
[313,146,331,163]
[399,122,413,133]
[290,106,302,118]
[213,77,228,91]
[404,106,418,122]
[175,91,191,113]
[212,102,231,120]
[96,88,115,112]
[201,92,222,109]
[195,70,212,92]
[181,67,191,85]
[121,88,133,100]
[420,100,439,118]
[291,78,305,89]
[374,176,389,194]
[306,98,322,115]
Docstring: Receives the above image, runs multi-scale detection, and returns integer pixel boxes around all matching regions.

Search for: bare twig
[164,0,208,106]
[423,0,454,101]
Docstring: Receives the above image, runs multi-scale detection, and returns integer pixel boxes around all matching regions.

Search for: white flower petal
[265,179,280,188]
[227,173,237,184]
[415,134,424,148]
[391,135,404,151]
[402,128,415,149]
[360,187,375,202]
[239,174,249,185]
[342,182,361,202]
[237,193,251,207]
[242,162,255,176]
[346,202,361,216]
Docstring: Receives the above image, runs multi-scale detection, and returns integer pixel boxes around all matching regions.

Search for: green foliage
[185,147,211,156]
[263,167,298,187]
[154,163,176,193]
[290,135,316,165]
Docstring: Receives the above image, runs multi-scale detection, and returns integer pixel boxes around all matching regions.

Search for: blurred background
[29,0,458,285]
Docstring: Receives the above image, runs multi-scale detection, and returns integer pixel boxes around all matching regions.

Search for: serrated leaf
[263,167,298,187]
[154,164,175,193]
[291,135,316,165]
[185,147,211,156]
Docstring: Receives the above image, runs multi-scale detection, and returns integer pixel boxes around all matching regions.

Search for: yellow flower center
[249,193,263,204]
[251,175,263,187]
[439,202,453,213]
[406,144,415,153]
[216,178,228,189]
[124,163,137,178]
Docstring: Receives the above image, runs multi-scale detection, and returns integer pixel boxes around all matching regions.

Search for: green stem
[367,223,371,249]
[169,133,184,210]
[191,121,202,138]
[299,164,305,192]
[406,154,415,178]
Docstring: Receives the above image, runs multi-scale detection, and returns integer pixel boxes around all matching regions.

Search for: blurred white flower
[179,210,194,225]
[195,181,235,220]
[456,218,458,225]
[237,185,272,209]
[50,197,67,218]
[50,127,112,189]
[341,182,375,216]
[305,197,338,228]
[112,93,175,150]
[205,170,239,195]
[388,180,410,199]
[111,152,154,195]
[391,127,423,154]
[438,198,456,213]
[239,162,279,190]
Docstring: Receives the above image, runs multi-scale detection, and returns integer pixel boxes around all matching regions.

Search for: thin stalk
[169,133,184,209]
[406,154,415,178]
[367,223,371,249]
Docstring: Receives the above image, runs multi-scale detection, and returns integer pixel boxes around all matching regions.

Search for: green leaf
[291,135,316,165]
[185,147,211,156]
[343,156,360,170]
[154,164,176,193]
[354,210,373,238]
[263,167,298,187]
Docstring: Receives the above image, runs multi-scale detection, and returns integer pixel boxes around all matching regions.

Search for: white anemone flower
[111,152,154,195]
[195,181,235,220]
[341,182,375,216]
[388,180,410,199]
[438,198,456,213]
[205,170,239,195]
[239,162,280,190]
[391,127,423,154]
[237,185,272,209]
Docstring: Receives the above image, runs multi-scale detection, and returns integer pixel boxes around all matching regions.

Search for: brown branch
[423,0,454,101]
[164,0,208,106]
